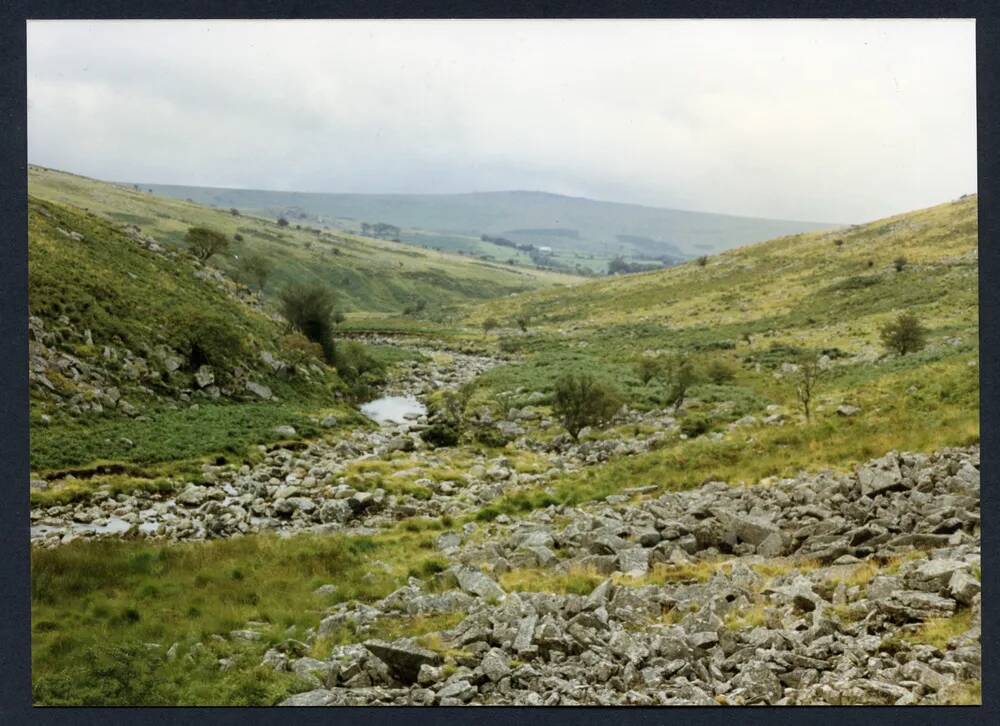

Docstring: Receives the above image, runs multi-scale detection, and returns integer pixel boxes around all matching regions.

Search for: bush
[696,255,709,267]
[168,307,244,371]
[422,423,459,448]
[894,256,908,272]
[880,312,928,356]
[680,414,711,438]
[634,356,664,385]
[279,283,337,362]
[662,354,699,408]
[185,227,230,262]
[704,358,737,384]
[279,332,325,365]
[277,217,289,227]
[237,253,272,291]
[552,372,622,441]
[482,317,499,334]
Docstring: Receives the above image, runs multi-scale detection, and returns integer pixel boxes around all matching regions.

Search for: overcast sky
[27,19,976,223]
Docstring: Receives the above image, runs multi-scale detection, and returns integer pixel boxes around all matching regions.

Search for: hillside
[28,166,580,316]
[133,182,840,270]
[26,194,389,482]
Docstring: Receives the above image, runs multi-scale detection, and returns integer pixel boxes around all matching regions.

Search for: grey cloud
[27,19,976,223]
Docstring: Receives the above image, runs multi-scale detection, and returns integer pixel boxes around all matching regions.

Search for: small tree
[279,283,337,362]
[634,356,664,385]
[238,253,272,291]
[880,312,928,356]
[834,239,844,250]
[515,315,530,333]
[552,372,622,441]
[792,352,823,422]
[230,208,240,216]
[663,353,698,408]
[894,256,908,272]
[696,255,709,267]
[332,310,346,326]
[705,357,737,384]
[482,317,499,334]
[277,217,289,227]
[185,227,230,262]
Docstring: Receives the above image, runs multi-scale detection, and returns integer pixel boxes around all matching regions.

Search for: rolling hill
[28,166,581,316]
[131,182,841,268]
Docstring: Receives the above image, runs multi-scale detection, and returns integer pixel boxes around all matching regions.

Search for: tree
[880,312,928,356]
[230,208,240,216]
[662,354,698,408]
[185,227,230,262]
[277,217,289,227]
[894,256,908,272]
[834,239,844,249]
[238,253,272,291]
[482,317,499,334]
[552,373,622,441]
[634,356,664,385]
[515,315,530,333]
[332,310,346,325]
[279,283,337,362]
[792,352,823,422]
[696,255,709,267]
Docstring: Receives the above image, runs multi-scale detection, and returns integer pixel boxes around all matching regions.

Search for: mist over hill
[136,183,841,263]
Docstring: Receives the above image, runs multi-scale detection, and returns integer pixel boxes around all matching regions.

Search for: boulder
[363,639,442,684]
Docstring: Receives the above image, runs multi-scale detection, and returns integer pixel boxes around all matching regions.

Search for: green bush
[185,227,230,262]
[552,372,622,441]
[680,414,711,438]
[167,307,245,371]
[880,312,928,356]
[279,283,337,362]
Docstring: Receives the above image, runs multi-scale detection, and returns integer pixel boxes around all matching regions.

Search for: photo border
[1,2,995,725]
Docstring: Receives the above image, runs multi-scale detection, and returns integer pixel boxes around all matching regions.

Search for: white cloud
[27,19,976,222]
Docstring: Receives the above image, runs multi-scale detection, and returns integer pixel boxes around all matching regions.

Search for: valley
[27,174,980,706]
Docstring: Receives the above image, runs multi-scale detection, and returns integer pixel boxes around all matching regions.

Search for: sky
[27,19,976,224]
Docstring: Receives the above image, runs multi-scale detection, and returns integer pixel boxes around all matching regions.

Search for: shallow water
[359,395,427,425]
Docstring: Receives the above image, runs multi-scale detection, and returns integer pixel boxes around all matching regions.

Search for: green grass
[31,528,456,705]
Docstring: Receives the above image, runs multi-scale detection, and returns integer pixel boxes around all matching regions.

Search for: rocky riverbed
[274,446,980,706]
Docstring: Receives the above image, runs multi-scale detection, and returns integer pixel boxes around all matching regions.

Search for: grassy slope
[28,195,367,482]
[463,195,979,511]
[28,166,580,317]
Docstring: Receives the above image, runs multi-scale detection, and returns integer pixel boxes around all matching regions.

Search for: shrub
[662,354,699,408]
[279,332,325,364]
[279,283,337,362]
[791,351,824,421]
[634,356,664,385]
[696,255,709,267]
[482,317,499,334]
[168,307,244,371]
[680,413,711,438]
[552,372,622,441]
[704,358,737,384]
[230,208,240,216]
[834,239,844,249]
[880,312,928,356]
[277,217,289,227]
[185,227,230,262]
[515,315,530,333]
[422,423,459,448]
[238,253,272,291]
[894,256,908,272]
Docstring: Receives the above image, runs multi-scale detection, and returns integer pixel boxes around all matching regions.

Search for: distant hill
[132,183,841,264]
[28,166,580,316]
